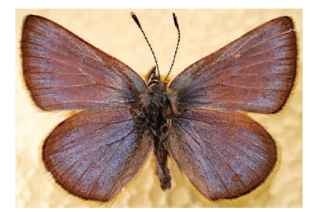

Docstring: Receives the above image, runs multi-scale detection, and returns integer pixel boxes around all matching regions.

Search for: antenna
[131,12,160,77]
[164,12,181,81]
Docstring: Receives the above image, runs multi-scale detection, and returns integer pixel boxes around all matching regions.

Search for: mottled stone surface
[16,10,302,207]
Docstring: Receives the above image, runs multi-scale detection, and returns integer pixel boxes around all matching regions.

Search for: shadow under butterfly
[21,12,297,201]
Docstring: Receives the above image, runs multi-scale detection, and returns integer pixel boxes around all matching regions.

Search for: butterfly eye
[161,125,169,134]
[161,119,172,135]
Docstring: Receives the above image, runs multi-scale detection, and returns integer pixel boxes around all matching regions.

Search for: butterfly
[21,12,296,201]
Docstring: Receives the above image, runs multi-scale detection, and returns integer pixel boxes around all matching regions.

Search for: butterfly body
[134,67,175,189]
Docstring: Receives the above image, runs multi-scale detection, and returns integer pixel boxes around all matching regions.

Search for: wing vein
[176,122,233,195]
[87,129,136,197]
[177,116,268,154]
[48,119,133,155]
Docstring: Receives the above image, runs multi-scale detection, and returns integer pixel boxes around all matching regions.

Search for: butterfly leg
[166,90,182,117]
[146,66,162,86]
[145,66,156,81]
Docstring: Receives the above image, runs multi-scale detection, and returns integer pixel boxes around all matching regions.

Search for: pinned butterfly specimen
[21,12,296,201]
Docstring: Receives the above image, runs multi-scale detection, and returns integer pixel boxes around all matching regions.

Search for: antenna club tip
[130,11,136,17]
[172,12,179,29]
[131,12,142,28]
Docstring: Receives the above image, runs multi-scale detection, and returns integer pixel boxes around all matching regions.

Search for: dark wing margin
[21,15,146,110]
[43,107,152,201]
[167,108,276,200]
[169,16,297,113]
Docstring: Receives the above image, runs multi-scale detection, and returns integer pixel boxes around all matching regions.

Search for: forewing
[170,16,296,113]
[22,15,146,110]
[43,107,152,201]
[167,108,276,200]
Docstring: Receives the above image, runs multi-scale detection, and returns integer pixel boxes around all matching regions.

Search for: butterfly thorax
[144,83,170,134]
[136,67,173,135]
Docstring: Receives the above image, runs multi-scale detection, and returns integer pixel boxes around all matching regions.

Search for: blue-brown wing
[169,16,296,113]
[22,15,146,110]
[167,108,276,200]
[43,107,152,201]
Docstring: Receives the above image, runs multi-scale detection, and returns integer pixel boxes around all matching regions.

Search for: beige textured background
[16,10,302,207]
